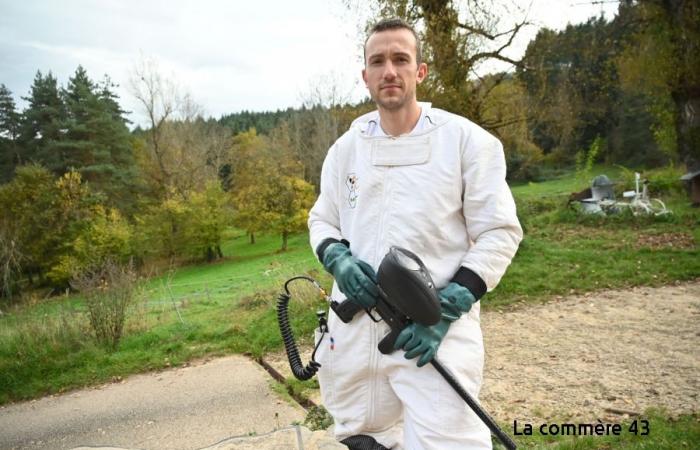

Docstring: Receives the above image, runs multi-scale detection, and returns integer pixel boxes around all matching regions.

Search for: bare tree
[129,57,227,199]
[129,56,179,194]
[291,73,358,189]
[0,225,24,301]
[345,0,533,130]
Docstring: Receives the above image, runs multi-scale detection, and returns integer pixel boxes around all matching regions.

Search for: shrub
[71,260,139,350]
[615,165,684,197]
[48,206,133,286]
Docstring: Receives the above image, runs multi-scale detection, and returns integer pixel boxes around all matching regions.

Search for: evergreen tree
[58,67,138,212]
[59,66,101,172]
[0,84,20,182]
[18,71,66,171]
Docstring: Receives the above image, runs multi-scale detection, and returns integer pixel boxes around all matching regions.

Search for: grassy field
[1,166,698,423]
[0,231,331,404]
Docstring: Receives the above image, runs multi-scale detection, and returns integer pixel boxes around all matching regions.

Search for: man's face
[362,28,428,112]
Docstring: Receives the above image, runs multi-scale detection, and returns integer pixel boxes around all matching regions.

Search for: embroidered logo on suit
[346,173,358,208]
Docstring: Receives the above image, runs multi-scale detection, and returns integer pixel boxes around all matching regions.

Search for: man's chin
[375,97,406,111]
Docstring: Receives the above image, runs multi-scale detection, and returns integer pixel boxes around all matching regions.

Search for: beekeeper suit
[308,102,522,449]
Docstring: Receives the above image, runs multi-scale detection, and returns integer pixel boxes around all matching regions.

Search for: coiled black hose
[276,276,327,381]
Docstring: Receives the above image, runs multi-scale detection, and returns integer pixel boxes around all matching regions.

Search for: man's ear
[416,63,428,84]
[362,68,368,87]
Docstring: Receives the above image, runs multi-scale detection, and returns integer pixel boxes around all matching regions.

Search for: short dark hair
[364,18,423,66]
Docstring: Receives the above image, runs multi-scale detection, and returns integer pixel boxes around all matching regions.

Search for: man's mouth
[381,84,401,90]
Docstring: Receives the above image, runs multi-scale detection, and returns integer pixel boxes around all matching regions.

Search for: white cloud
[0,0,618,126]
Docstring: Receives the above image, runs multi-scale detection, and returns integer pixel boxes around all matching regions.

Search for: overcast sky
[0,0,619,127]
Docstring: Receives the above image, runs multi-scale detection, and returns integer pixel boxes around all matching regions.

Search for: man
[308,18,522,449]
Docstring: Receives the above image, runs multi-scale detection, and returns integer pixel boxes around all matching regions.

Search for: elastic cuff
[315,237,350,262]
[450,267,487,300]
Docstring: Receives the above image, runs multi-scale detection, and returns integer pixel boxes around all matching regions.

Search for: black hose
[276,276,327,381]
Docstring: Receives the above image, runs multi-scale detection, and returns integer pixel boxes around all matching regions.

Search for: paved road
[0,355,307,450]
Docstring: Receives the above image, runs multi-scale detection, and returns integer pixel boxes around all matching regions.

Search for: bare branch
[480,116,528,131]
[466,19,529,68]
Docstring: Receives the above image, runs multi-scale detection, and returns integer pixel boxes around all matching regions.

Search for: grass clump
[304,404,334,431]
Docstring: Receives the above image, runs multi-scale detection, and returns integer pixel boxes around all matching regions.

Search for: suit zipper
[367,166,392,427]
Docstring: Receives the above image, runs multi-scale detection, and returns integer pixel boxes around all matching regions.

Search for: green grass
[0,230,330,404]
[1,167,698,410]
[510,164,625,200]
[504,410,699,449]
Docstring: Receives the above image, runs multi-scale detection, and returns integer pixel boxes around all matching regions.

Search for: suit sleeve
[457,130,523,294]
[308,144,344,261]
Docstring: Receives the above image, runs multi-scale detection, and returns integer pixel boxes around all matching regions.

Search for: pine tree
[18,71,66,171]
[59,66,101,172]
[58,67,138,212]
[0,84,20,181]
[95,75,140,213]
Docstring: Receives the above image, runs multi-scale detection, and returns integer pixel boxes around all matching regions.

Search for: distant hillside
[218,107,300,135]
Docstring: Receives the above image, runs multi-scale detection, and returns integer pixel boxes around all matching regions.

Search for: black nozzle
[377,247,441,326]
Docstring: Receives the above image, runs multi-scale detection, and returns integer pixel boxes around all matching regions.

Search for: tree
[0,84,20,182]
[480,75,544,180]
[133,183,232,263]
[264,176,316,251]
[229,129,275,243]
[58,66,139,211]
[617,0,700,170]
[18,71,66,171]
[0,221,23,300]
[133,193,189,261]
[48,205,133,285]
[130,58,232,202]
[129,57,177,193]
[229,125,314,250]
[0,165,64,284]
[354,0,531,130]
[184,182,232,261]
[0,165,122,290]
[519,18,627,164]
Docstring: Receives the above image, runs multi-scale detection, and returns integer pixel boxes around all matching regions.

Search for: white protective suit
[308,103,522,449]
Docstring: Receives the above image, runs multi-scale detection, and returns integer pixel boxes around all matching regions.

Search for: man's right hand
[322,243,379,309]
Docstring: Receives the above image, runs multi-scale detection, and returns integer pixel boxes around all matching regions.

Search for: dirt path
[0,355,309,450]
[480,280,700,423]
[1,282,697,450]
[267,280,700,424]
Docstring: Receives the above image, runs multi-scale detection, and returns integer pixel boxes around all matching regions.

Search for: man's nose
[382,61,397,79]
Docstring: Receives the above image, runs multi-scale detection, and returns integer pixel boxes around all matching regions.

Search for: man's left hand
[393,282,477,367]
[393,319,450,367]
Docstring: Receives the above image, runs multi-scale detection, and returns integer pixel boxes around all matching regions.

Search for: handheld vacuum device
[277,246,517,450]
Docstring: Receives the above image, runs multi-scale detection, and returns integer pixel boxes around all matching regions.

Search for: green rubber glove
[393,282,476,367]
[322,243,379,309]
[438,282,477,321]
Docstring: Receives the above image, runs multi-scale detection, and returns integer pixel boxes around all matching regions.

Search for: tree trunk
[663,0,700,170]
[281,231,289,251]
[216,245,223,259]
[673,91,700,172]
[249,232,255,244]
